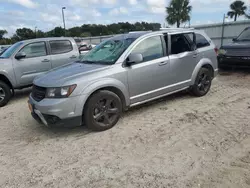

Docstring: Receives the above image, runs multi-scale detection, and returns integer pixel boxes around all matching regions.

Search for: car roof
[109,28,200,41]
[21,37,74,44]
[111,31,151,40]
[145,28,197,35]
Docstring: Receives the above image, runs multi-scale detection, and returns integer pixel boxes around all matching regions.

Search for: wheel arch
[0,74,13,89]
[191,59,215,85]
[86,86,128,110]
[75,79,130,118]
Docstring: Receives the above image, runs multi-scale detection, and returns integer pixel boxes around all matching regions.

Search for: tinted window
[49,40,73,54]
[171,34,192,54]
[19,42,47,58]
[196,34,210,48]
[131,36,163,62]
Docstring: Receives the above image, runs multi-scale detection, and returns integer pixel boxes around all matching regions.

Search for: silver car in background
[29,28,218,131]
[0,37,79,106]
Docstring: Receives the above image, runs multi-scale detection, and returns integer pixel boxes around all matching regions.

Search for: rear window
[49,40,73,55]
[196,34,210,48]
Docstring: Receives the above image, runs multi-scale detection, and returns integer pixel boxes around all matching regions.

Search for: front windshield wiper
[237,39,250,41]
[80,60,96,64]
[80,60,113,65]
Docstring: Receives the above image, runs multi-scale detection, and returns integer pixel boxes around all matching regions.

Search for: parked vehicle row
[28,29,218,131]
[0,37,80,106]
[3,27,250,131]
[74,38,96,54]
[218,26,250,68]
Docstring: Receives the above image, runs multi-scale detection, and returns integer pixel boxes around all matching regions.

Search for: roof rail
[160,28,194,30]
[128,30,152,34]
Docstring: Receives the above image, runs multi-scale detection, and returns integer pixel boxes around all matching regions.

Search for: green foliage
[36,30,46,38]
[166,0,192,28]
[0,22,161,45]
[46,27,65,37]
[0,30,7,39]
[15,28,35,40]
[227,0,247,21]
[80,32,91,37]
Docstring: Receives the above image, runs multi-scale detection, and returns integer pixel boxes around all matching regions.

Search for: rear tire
[0,81,11,107]
[191,68,212,97]
[84,90,122,131]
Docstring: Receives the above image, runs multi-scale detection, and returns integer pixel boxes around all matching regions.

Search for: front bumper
[28,95,83,127]
[218,55,250,67]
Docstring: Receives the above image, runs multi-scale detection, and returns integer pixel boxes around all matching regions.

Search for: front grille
[226,48,250,57]
[32,85,46,102]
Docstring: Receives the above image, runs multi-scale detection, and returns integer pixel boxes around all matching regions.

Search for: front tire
[191,68,212,97]
[0,81,11,107]
[84,90,122,131]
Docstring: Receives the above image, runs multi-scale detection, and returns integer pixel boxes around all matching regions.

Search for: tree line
[0,22,161,45]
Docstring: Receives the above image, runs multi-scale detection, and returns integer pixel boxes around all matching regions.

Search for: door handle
[159,61,168,66]
[41,59,50,62]
[193,53,198,58]
[70,55,77,59]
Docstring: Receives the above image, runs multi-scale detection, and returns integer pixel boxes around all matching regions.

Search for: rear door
[49,40,78,68]
[13,41,51,86]
[168,33,198,87]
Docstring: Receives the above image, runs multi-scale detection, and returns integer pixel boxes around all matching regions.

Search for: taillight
[214,47,219,55]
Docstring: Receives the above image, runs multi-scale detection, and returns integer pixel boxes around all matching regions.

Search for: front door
[126,35,171,104]
[13,41,51,86]
[168,33,198,87]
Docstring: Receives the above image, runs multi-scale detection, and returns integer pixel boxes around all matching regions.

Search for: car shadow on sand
[219,67,250,76]
[10,87,32,103]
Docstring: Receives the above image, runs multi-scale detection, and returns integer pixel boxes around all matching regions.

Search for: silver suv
[28,29,218,131]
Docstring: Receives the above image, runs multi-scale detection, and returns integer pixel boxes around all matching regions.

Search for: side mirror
[232,37,237,42]
[15,52,26,59]
[127,53,143,66]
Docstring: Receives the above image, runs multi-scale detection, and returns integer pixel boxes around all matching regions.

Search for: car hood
[0,58,12,67]
[222,41,250,49]
[34,62,111,87]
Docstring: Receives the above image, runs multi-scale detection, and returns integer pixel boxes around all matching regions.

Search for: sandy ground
[0,70,250,188]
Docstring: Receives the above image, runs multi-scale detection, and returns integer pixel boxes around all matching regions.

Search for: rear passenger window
[196,34,210,48]
[49,40,73,54]
[131,36,163,62]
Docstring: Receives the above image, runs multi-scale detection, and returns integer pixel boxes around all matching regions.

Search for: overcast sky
[0,0,249,36]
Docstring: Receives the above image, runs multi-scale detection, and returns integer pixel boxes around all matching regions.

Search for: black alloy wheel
[84,90,122,131]
[191,68,212,97]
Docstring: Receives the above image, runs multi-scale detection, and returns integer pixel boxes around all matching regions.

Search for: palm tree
[166,0,192,28]
[227,0,247,21]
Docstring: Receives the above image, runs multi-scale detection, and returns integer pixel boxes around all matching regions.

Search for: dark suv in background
[218,27,250,68]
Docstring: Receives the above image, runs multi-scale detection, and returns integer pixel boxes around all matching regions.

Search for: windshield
[80,36,136,65]
[0,42,23,58]
[237,27,250,41]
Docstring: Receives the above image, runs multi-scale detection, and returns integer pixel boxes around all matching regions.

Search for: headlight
[218,49,227,55]
[46,85,77,98]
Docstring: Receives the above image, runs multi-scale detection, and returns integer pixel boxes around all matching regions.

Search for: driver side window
[19,42,47,58]
[131,36,163,63]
